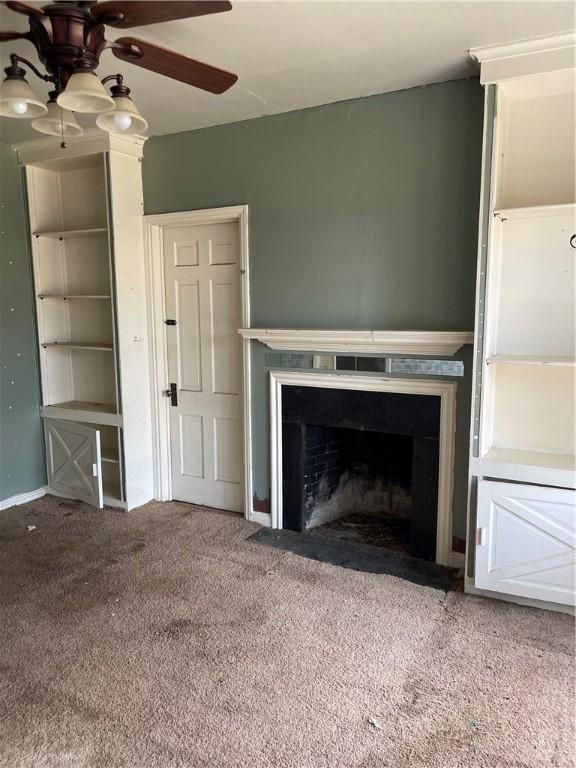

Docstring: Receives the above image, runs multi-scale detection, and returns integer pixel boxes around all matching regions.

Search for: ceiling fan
[0,0,238,139]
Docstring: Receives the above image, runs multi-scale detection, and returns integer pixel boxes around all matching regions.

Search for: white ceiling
[0,1,574,143]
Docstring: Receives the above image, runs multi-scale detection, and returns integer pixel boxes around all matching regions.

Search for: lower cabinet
[44,418,124,509]
[45,419,104,508]
[475,480,576,607]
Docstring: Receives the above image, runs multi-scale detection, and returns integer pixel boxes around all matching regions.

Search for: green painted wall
[143,78,483,538]
[0,143,45,502]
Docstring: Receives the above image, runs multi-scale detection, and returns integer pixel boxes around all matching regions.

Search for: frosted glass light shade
[31,100,83,137]
[96,95,148,135]
[57,72,114,114]
[0,77,47,118]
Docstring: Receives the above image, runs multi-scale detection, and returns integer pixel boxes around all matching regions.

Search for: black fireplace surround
[281,385,441,561]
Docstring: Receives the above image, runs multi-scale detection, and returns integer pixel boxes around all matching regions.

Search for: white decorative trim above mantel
[238,329,474,356]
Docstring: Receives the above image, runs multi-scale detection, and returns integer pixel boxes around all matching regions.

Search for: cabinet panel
[476,480,576,606]
[45,419,103,508]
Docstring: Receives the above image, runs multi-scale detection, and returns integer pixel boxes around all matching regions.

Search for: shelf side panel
[106,151,154,509]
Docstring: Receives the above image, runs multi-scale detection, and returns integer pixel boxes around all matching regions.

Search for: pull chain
[58,71,66,149]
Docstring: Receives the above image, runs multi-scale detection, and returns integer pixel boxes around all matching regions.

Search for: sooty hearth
[282,385,441,561]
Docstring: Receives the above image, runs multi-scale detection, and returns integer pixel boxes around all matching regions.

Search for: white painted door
[45,418,103,507]
[476,480,576,606]
[163,221,243,512]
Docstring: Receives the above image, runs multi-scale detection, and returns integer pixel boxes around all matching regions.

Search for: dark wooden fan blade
[92,1,231,28]
[0,31,27,42]
[4,1,45,18]
[112,37,238,94]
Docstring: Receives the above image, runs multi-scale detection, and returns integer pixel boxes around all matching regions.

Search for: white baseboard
[0,486,47,511]
[248,510,272,527]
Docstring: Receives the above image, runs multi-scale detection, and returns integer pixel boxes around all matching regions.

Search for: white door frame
[269,370,458,566]
[143,205,252,518]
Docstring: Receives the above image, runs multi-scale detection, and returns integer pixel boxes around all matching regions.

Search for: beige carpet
[0,495,573,768]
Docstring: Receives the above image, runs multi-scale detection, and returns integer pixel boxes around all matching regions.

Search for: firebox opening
[281,385,441,562]
[295,425,414,553]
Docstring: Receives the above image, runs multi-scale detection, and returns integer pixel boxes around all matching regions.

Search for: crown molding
[469,31,576,84]
[470,31,576,63]
[238,329,474,356]
[12,128,146,166]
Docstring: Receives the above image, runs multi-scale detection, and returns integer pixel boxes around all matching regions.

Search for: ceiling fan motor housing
[32,3,106,86]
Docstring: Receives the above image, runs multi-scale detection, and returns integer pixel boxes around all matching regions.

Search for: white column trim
[269,370,458,566]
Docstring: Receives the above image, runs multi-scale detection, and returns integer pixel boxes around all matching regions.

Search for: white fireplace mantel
[238,329,474,356]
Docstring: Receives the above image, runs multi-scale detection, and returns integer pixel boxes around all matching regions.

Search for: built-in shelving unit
[468,39,576,609]
[19,132,154,511]
[475,68,576,486]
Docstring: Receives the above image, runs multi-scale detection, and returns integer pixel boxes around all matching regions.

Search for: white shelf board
[494,202,575,220]
[33,227,108,239]
[38,294,111,300]
[485,447,575,472]
[42,401,121,427]
[101,452,120,464]
[41,341,113,351]
[487,355,576,367]
[470,448,576,489]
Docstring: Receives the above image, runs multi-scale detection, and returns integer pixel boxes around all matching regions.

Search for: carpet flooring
[0,495,574,768]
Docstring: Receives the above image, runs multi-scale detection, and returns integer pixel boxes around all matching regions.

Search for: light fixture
[31,91,83,138]
[96,75,148,136]
[57,69,114,114]
[1,1,238,147]
[0,56,48,119]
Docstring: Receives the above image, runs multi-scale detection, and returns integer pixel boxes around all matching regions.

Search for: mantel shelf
[238,329,474,356]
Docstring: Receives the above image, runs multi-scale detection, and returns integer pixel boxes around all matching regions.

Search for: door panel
[476,480,576,606]
[164,221,242,512]
[177,281,202,391]
[210,280,240,394]
[214,417,242,484]
[179,414,204,478]
[45,418,103,508]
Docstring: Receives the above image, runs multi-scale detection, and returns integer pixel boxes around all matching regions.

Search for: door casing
[144,206,253,520]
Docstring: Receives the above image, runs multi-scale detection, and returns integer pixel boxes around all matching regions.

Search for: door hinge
[165,319,177,326]
[476,527,486,546]
[92,463,98,477]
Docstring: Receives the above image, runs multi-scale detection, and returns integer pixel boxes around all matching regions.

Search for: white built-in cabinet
[16,132,154,511]
[469,37,576,608]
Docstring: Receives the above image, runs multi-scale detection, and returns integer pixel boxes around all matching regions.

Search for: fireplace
[281,384,441,560]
